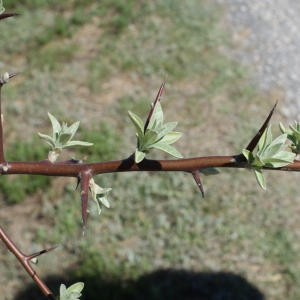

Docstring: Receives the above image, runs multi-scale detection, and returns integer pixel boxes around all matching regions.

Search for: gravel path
[218,0,300,120]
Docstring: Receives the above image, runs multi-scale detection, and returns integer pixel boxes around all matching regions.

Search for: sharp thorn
[245,100,278,152]
[192,171,204,198]
[26,245,59,260]
[9,72,20,79]
[0,13,19,20]
[144,76,168,132]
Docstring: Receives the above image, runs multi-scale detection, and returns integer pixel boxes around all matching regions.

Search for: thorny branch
[1,11,299,300]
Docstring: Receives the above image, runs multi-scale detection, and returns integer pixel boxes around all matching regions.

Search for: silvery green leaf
[60,284,67,297]
[148,102,163,129]
[260,133,287,158]
[63,292,81,300]
[252,154,265,167]
[97,194,110,208]
[289,124,300,140]
[135,148,145,163]
[67,121,80,140]
[279,122,291,135]
[48,112,61,140]
[253,166,266,190]
[128,111,144,140]
[201,168,220,176]
[65,282,84,294]
[258,125,272,152]
[38,132,55,149]
[242,149,252,162]
[263,151,295,168]
[63,141,93,148]
[143,130,158,148]
[156,122,178,140]
[159,132,182,144]
[58,132,73,145]
[151,143,183,158]
[95,199,102,214]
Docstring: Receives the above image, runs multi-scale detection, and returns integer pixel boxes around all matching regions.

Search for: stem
[0,226,57,300]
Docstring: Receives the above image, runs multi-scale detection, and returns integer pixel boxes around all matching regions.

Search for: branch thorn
[191,171,204,198]
[245,100,278,152]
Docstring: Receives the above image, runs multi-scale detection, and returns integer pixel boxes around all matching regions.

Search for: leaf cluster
[243,125,295,189]
[38,113,93,161]
[57,282,84,300]
[128,102,183,163]
[279,121,300,155]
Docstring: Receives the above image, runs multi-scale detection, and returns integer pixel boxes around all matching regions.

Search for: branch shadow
[14,269,265,300]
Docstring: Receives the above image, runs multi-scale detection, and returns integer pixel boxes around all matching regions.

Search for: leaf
[98,194,110,208]
[156,122,178,140]
[151,143,183,158]
[128,111,144,140]
[260,133,287,158]
[242,149,252,162]
[63,292,82,300]
[200,168,220,176]
[38,132,55,149]
[289,124,300,140]
[48,112,61,140]
[148,102,163,130]
[263,151,295,168]
[63,141,93,148]
[135,148,145,163]
[258,125,272,152]
[60,284,67,297]
[142,130,158,149]
[253,166,266,190]
[67,121,80,140]
[159,131,182,145]
[58,132,73,145]
[65,282,84,294]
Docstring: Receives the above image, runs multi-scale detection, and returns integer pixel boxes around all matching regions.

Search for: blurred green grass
[0,0,298,300]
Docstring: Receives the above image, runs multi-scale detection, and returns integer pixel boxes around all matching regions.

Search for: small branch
[0,226,57,300]
[245,101,278,152]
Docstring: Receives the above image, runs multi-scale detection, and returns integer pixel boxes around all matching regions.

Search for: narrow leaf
[261,133,287,158]
[200,168,220,176]
[253,167,266,190]
[60,284,67,297]
[67,121,80,140]
[142,130,158,149]
[98,195,110,208]
[48,112,61,140]
[258,125,272,152]
[63,141,94,148]
[128,111,144,140]
[38,132,55,149]
[135,148,145,163]
[148,102,164,130]
[151,143,183,158]
[66,283,84,294]
[159,131,182,145]
[156,122,178,140]
[289,125,300,140]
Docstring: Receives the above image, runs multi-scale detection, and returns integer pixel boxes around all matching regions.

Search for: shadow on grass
[14,269,265,300]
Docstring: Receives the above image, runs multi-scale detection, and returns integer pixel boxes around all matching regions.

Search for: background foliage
[0,0,297,299]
